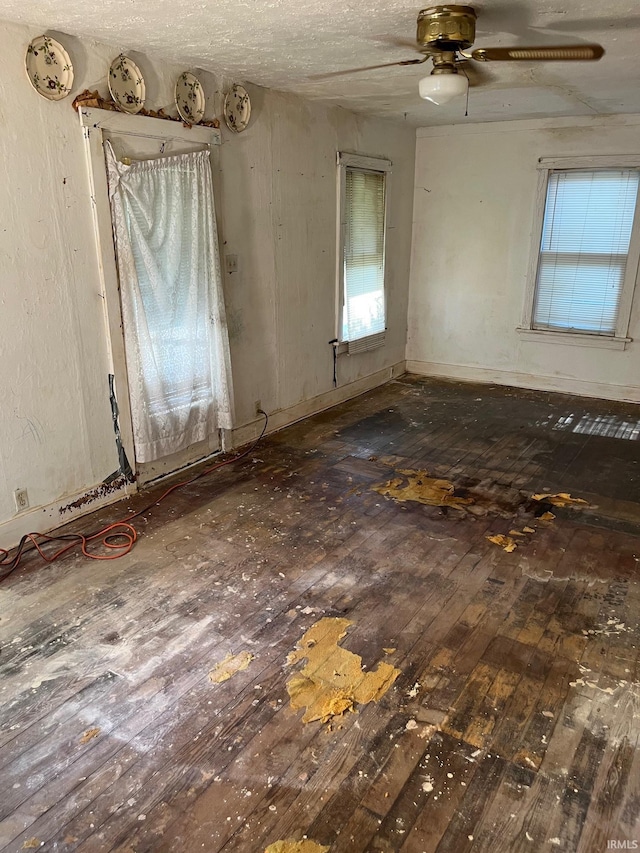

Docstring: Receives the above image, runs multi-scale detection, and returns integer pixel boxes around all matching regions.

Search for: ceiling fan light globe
[418,73,468,104]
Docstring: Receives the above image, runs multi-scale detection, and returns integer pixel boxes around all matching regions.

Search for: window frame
[337,151,392,351]
[519,156,640,350]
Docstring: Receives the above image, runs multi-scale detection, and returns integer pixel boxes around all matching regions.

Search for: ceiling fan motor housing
[417,5,477,51]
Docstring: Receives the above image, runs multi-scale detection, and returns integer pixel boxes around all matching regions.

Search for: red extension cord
[0,412,268,581]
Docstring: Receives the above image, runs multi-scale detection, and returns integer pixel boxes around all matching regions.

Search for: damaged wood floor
[1,375,640,852]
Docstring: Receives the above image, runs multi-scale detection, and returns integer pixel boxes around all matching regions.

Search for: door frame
[79,107,221,483]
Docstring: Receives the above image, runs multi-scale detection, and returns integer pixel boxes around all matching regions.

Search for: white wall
[217,88,414,438]
[0,18,415,548]
[407,115,640,402]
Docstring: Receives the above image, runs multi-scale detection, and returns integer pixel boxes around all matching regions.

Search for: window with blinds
[533,169,640,335]
[342,167,387,342]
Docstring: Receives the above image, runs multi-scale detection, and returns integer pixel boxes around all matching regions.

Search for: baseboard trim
[405,360,640,404]
[0,480,137,552]
[0,362,407,551]
[225,361,407,449]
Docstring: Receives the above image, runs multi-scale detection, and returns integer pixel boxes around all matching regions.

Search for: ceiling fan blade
[371,35,422,51]
[308,57,427,80]
[471,44,604,62]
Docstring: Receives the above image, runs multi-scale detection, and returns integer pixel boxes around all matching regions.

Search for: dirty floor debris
[372,468,473,510]
[264,840,329,853]
[531,492,589,507]
[78,727,101,744]
[486,533,518,552]
[2,376,640,852]
[208,650,254,683]
[286,617,400,723]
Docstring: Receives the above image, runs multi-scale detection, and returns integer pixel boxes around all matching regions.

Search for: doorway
[80,109,231,486]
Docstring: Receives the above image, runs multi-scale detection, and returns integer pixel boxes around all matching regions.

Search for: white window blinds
[533,169,640,335]
[342,167,386,342]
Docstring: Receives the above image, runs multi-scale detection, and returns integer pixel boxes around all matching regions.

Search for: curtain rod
[101,128,214,147]
[79,107,220,146]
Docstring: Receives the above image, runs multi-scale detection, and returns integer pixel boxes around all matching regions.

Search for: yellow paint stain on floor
[79,727,101,744]
[265,840,329,853]
[531,492,588,507]
[208,651,254,684]
[372,469,473,510]
[487,534,518,553]
[286,617,400,724]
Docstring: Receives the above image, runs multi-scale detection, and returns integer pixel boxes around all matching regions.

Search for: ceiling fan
[312,5,605,104]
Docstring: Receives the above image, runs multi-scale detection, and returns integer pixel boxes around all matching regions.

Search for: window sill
[516,327,632,351]
[339,330,386,355]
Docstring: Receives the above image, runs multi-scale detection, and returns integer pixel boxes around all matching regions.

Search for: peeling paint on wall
[59,474,129,515]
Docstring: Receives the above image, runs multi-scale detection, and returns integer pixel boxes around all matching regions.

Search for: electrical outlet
[254,399,262,416]
[14,489,29,512]
[225,253,238,274]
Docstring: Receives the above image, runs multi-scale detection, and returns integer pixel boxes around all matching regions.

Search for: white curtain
[106,143,234,463]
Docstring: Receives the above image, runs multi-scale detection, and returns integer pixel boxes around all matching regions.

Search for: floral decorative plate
[223,84,251,133]
[108,55,146,114]
[175,72,205,124]
[25,35,74,101]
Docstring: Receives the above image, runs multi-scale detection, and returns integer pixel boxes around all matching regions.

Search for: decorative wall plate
[108,54,146,114]
[223,84,251,133]
[25,35,74,100]
[175,72,205,124]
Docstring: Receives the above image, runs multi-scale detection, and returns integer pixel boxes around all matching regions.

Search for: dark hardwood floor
[1,375,639,852]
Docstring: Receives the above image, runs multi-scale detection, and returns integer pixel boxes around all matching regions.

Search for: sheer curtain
[105,143,234,463]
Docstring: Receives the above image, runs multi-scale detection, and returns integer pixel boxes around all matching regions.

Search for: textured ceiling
[2,0,639,126]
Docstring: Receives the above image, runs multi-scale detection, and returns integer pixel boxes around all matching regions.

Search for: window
[338,152,391,349]
[522,158,640,349]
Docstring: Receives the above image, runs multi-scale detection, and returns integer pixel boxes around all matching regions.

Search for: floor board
[1,375,640,852]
